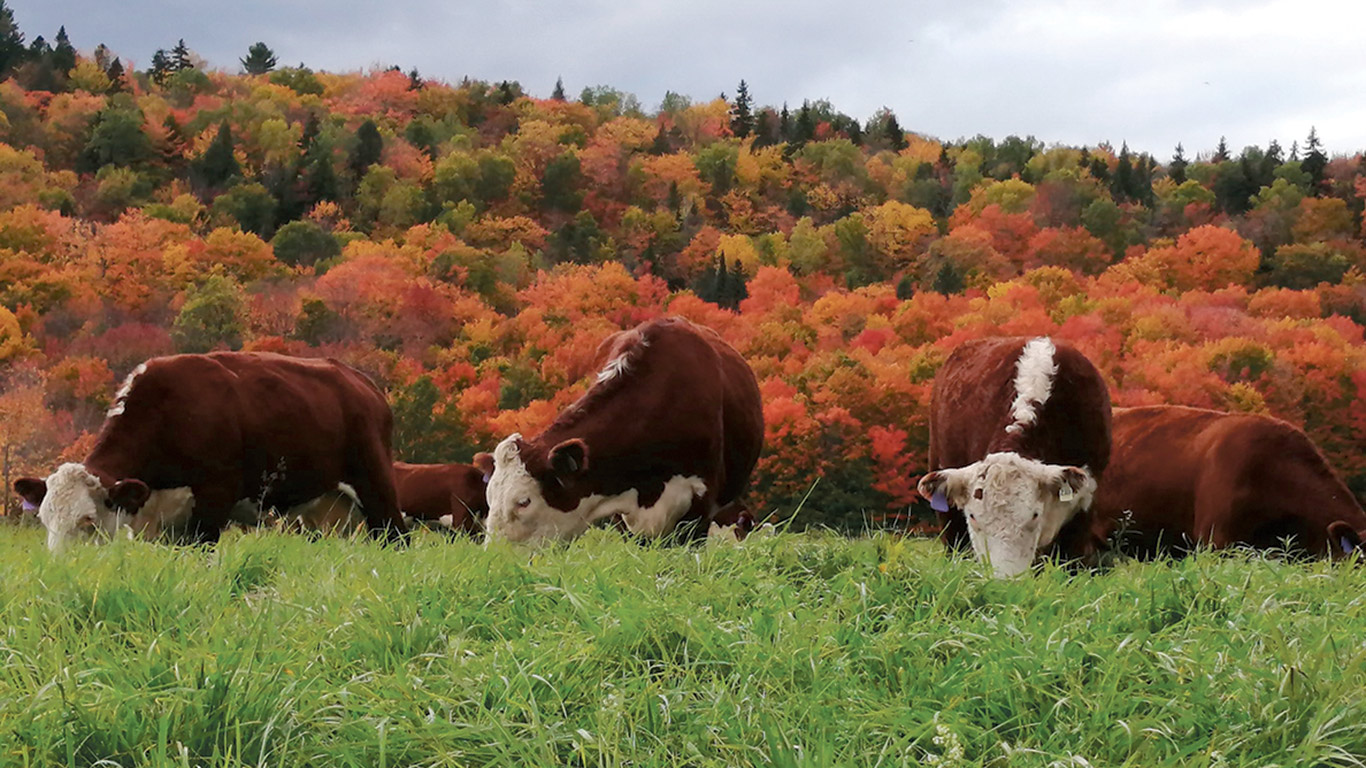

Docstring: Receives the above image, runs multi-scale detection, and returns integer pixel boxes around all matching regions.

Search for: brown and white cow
[393,461,488,534]
[917,336,1111,577]
[476,316,763,545]
[13,352,406,550]
[1091,405,1366,558]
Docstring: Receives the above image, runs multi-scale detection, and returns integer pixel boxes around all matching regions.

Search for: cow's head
[918,452,1095,578]
[480,434,595,545]
[14,463,150,551]
[1327,521,1364,560]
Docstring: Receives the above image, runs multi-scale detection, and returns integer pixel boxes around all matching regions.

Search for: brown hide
[1091,405,1366,557]
[927,337,1112,559]
[394,461,487,535]
[510,316,763,539]
[21,352,405,544]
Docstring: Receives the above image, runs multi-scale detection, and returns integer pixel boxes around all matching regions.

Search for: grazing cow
[1091,405,1366,558]
[13,352,406,551]
[393,461,488,534]
[917,337,1111,577]
[477,316,763,545]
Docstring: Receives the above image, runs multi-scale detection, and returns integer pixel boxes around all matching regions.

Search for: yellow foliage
[0,305,32,362]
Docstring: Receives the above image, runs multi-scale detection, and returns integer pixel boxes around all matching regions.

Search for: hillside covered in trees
[0,9,1364,529]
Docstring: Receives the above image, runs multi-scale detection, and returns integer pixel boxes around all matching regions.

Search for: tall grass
[1,526,1364,767]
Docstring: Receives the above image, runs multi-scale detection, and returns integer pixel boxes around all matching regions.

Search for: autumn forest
[1,11,1364,531]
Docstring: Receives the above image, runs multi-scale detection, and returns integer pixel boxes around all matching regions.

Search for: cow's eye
[973,488,983,500]
[517,497,531,508]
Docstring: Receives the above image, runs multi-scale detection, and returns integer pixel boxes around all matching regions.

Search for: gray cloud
[12,0,1365,157]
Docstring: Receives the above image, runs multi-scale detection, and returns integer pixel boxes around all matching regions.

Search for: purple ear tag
[1341,535,1356,555]
[21,500,37,512]
[482,473,491,484]
[930,490,949,513]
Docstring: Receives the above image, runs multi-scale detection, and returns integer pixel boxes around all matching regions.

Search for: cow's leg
[346,442,407,544]
[187,485,238,546]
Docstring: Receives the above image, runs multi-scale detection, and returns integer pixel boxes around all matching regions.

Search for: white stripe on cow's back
[596,337,649,383]
[107,362,147,418]
[1005,337,1058,436]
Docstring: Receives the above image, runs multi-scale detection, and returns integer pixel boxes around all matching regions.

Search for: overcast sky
[12,0,1366,159]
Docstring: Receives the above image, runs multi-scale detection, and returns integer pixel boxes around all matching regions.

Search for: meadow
[1,525,1365,768]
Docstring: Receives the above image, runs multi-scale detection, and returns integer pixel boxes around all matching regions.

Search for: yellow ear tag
[1058,485,1074,502]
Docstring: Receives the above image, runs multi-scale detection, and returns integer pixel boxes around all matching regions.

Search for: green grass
[1,527,1365,768]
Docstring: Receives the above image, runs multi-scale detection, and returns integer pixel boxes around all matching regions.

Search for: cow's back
[393,461,486,534]
[1094,405,1365,554]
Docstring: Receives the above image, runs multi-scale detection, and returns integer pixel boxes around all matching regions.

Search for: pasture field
[0,527,1364,768]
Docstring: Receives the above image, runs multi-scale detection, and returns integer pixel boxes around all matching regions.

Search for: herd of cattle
[11,316,1366,577]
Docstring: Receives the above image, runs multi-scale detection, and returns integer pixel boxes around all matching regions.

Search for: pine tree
[884,111,907,152]
[792,101,815,149]
[149,49,171,84]
[303,145,339,205]
[407,68,422,90]
[1303,126,1327,191]
[730,80,754,139]
[1289,140,1300,162]
[551,76,566,101]
[193,121,240,191]
[105,58,125,92]
[93,43,111,70]
[0,0,25,75]
[1170,143,1188,184]
[1213,136,1230,163]
[171,39,193,71]
[753,109,776,148]
[51,25,75,74]
[726,258,748,309]
[932,262,965,295]
[779,103,790,141]
[351,119,383,177]
[1112,143,1134,202]
[239,42,277,75]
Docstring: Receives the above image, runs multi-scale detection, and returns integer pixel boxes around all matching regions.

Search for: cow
[477,316,763,545]
[393,461,488,535]
[1090,405,1366,558]
[13,351,406,551]
[917,336,1111,577]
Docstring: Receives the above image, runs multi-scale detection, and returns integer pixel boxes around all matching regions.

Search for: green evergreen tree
[302,145,339,205]
[1302,126,1327,191]
[272,220,340,268]
[171,38,192,71]
[1112,142,1134,203]
[883,111,908,151]
[1213,136,1230,163]
[192,121,240,191]
[730,80,754,139]
[932,261,965,295]
[239,42,277,75]
[51,25,75,75]
[149,49,172,84]
[0,0,25,75]
[895,273,915,300]
[104,58,125,92]
[551,76,566,101]
[1169,143,1188,184]
[79,106,154,172]
[351,119,383,178]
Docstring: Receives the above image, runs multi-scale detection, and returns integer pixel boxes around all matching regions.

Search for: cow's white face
[919,452,1094,578]
[483,434,596,545]
[34,464,125,551]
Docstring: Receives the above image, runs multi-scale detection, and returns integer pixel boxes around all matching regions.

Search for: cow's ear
[1327,521,1362,558]
[473,453,495,483]
[109,479,151,512]
[918,469,968,510]
[13,477,46,508]
[549,439,589,477]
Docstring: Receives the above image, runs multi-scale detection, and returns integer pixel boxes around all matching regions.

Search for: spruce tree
[0,0,24,75]
[1302,126,1327,191]
[726,258,748,309]
[171,39,192,71]
[1170,143,1188,184]
[932,262,965,295]
[551,76,565,101]
[104,58,125,92]
[1213,136,1230,163]
[351,119,383,178]
[884,111,908,152]
[407,68,422,90]
[1112,143,1134,203]
[193,121,240,191]
[730,80,754,139]
[239,42,277,75]
[52,25,75,74]
[149,49,171,84]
